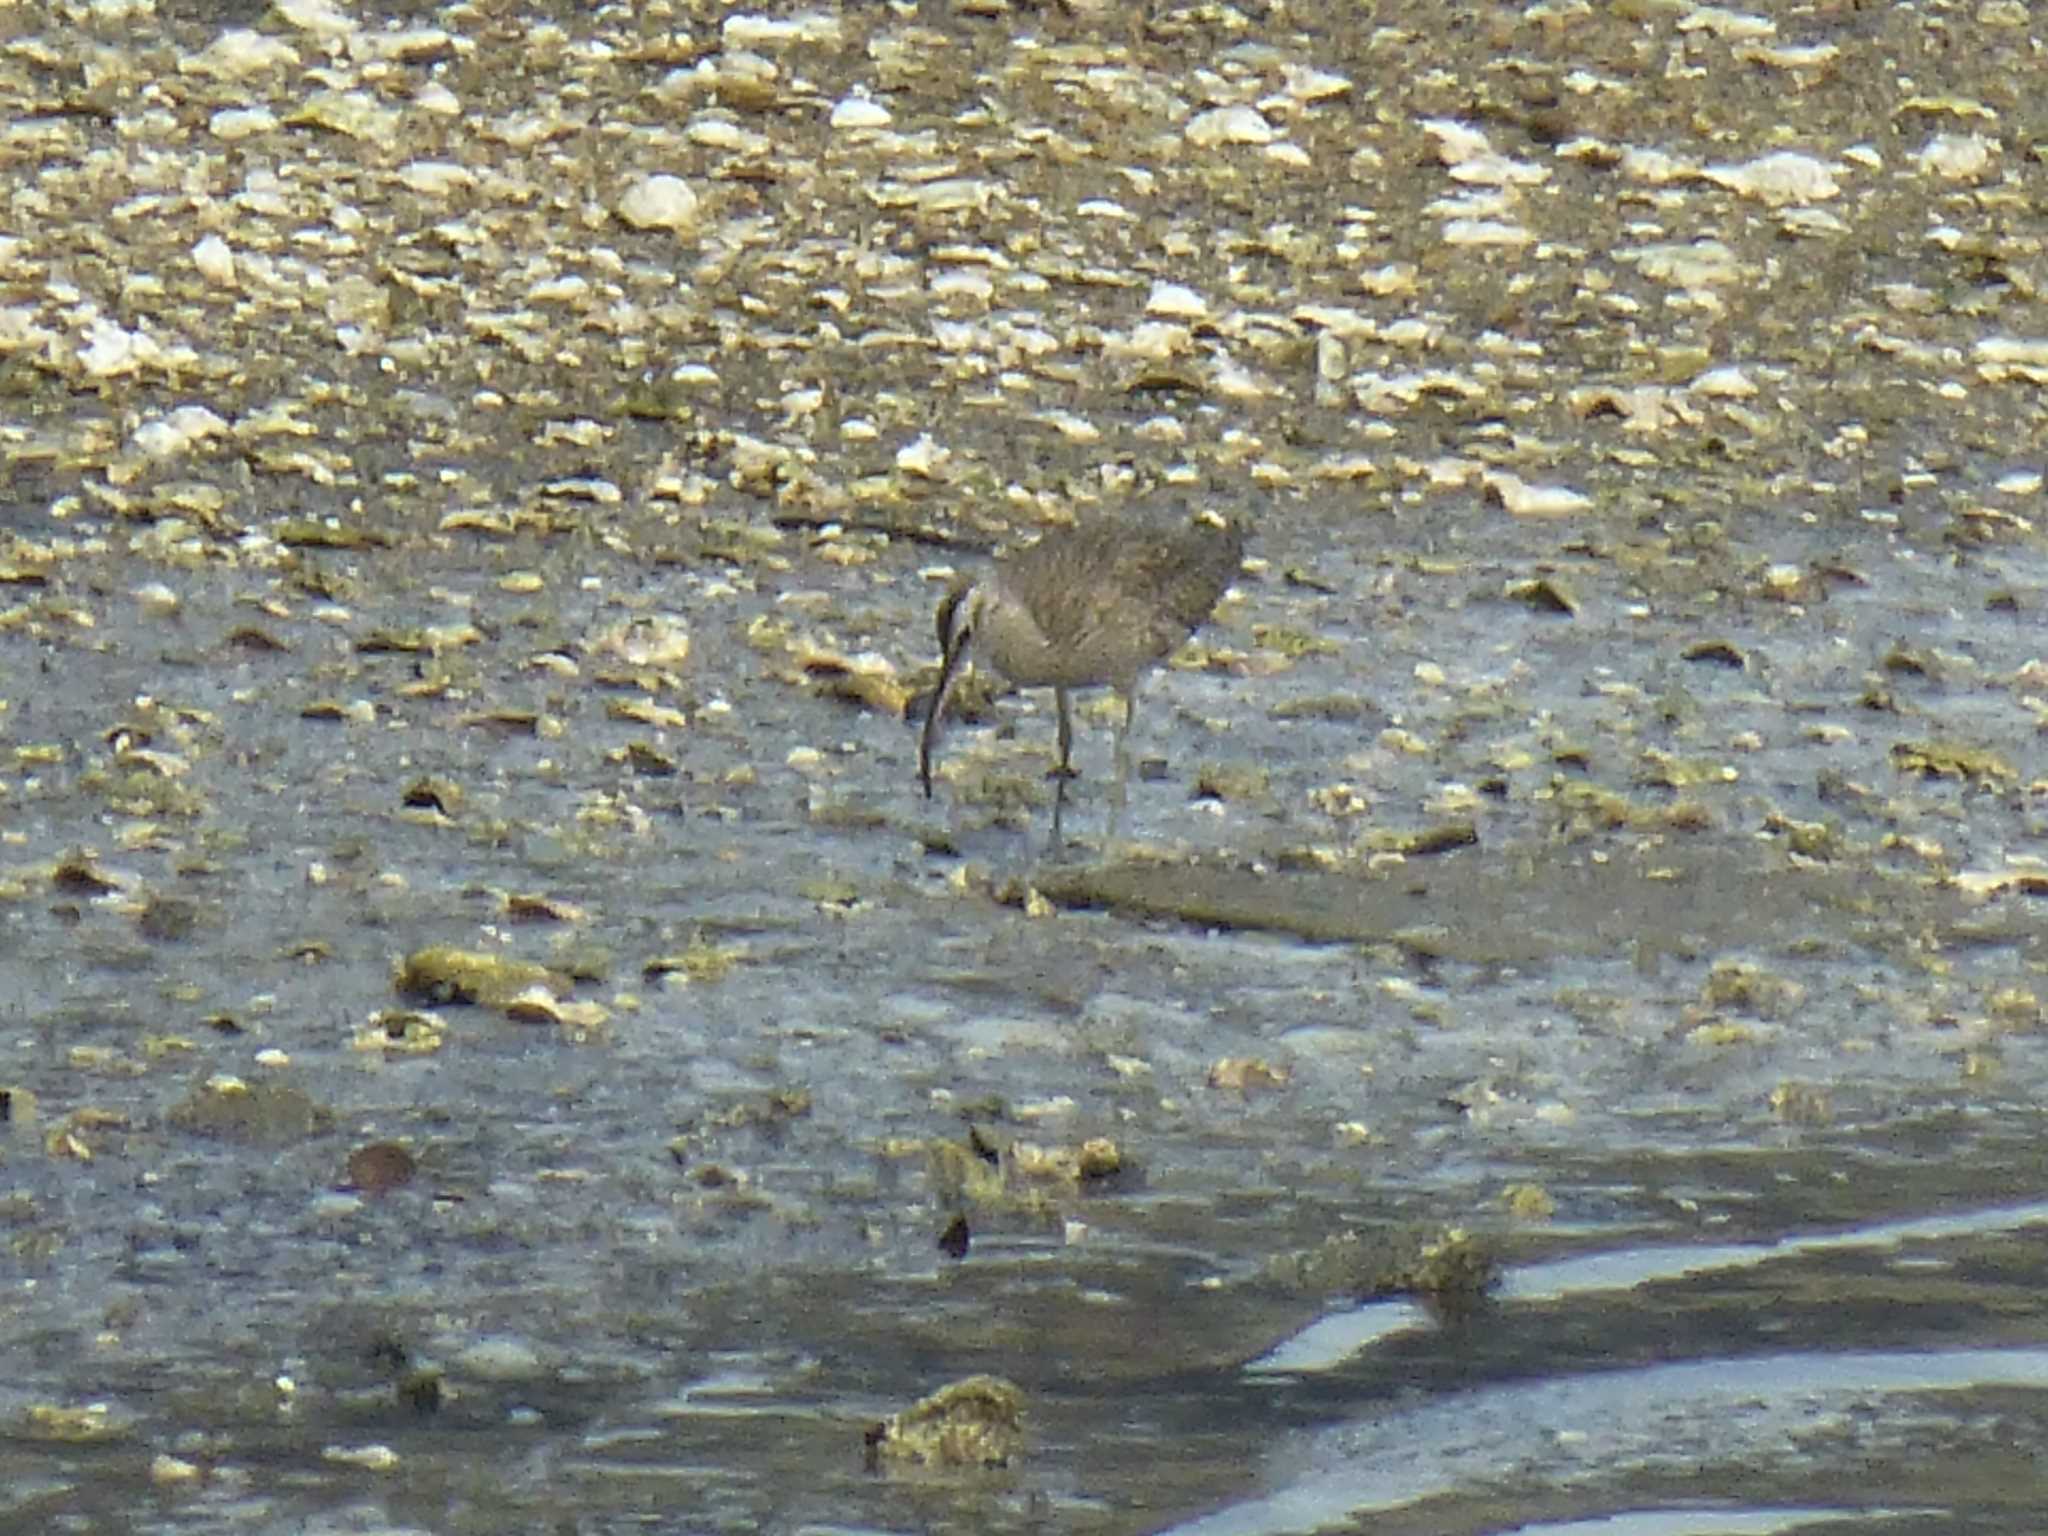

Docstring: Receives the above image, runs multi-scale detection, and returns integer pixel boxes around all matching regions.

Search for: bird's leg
[1049,686,1074,846]
[1108,685,1136,841]
[1052,687,1077,781]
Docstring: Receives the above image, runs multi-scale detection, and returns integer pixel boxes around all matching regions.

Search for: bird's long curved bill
[919,635,972,798]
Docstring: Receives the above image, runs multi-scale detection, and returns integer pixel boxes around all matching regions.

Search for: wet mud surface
[5,0,2048,1531]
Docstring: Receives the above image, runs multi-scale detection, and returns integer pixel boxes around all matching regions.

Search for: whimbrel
[918,506,1244,841]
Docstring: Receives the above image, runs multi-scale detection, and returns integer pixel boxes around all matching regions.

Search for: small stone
[829,94,891,130]
[616,174,701,232]
[190,234,236,286]
[1186,104,1277,147]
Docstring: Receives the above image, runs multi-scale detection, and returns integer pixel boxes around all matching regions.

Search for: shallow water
[7,0,2048,1530]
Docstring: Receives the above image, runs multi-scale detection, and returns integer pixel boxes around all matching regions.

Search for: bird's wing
[1007,516,1241,679]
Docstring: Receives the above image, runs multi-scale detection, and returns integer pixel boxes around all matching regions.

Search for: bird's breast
[976,599,1162,690]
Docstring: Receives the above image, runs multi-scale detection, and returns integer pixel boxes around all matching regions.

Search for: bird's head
[934,578,984,659]
[920,577,986,798]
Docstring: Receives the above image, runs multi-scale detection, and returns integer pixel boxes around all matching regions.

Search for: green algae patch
[911,1125,1127,1224]
[643,934,748,985]
[395,946,565,1008]
[167,1075,333,1145]
[1375,821,1480,857]
[1700,959,1806,1020]
[344,1140,418,1195]
[1192,762,1272,803]
[866,1374,1026,1470]
[352,1010,448,1056]
[1269,693,1374,722]
[1891,740,2017,784]
[1266,1224,1499,1321]
[25,1402,126,1444]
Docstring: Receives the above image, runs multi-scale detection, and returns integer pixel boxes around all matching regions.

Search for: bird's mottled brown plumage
[919,507,1243,841]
